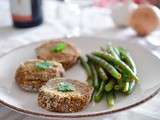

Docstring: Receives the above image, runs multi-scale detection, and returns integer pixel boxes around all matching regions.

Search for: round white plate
[0,37,160,119]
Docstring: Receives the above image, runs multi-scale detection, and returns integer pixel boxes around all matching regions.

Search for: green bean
[117,79,123,90]
[89,62,99,89]
[105,79,115,92]
[106,46,122,72]
[87,54,121,80]
[118,47,137,74]
[106,92,115,107]
[126,80,136,95]
[116,48,137,94]
[114,84,120,91]
[121,70,128,82]
[91,88,97,101]
[92,52,139,83]
[94,80,106,102]
[97,67,108,81]
[113,47,120,57]
[122,82,130,92]
[107,46,120,60]
[80,56,92,78]
[121,71,129,92]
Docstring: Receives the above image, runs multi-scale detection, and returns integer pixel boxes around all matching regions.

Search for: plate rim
[0,37,160,118]
[1,87,159,118]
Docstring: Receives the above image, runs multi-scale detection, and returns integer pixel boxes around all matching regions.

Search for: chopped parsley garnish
[50,43,66,53]
[36,61,53,70]
[57,82,75,92]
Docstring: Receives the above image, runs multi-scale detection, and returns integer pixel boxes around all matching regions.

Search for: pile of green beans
[80,45,139,107]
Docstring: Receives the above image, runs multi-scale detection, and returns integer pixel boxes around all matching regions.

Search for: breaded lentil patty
[15,59,65,92]
[38,78,93,112]
[36,40,80,69]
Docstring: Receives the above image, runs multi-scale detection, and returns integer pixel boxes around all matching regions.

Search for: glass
[55,0,95,37]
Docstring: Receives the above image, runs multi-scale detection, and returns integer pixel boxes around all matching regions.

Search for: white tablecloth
[0,0,160,120]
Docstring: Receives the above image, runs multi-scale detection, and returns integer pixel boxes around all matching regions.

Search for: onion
[129,4,160,36]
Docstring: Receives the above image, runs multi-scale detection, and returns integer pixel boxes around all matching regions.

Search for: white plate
[0,37,160,119]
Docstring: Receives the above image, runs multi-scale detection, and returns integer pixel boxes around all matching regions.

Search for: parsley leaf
[50,43,65,53]
[57,82,75,92]
[36,61,53,70]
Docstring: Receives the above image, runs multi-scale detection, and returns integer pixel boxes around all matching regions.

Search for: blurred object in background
[56,0,95,37]
[111,0,138,27]
[94,0,160,8]
[53,0,113,37]
[94,0,127,7]
[94,0,134,7]
[134,0,145,4]
[94,0,116,7]
[56,2,81,37]
[129,4,160,36]
[148,0,160,8]
[134,0,160,8]
[10,0,43,28]
[64,0,93,7]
